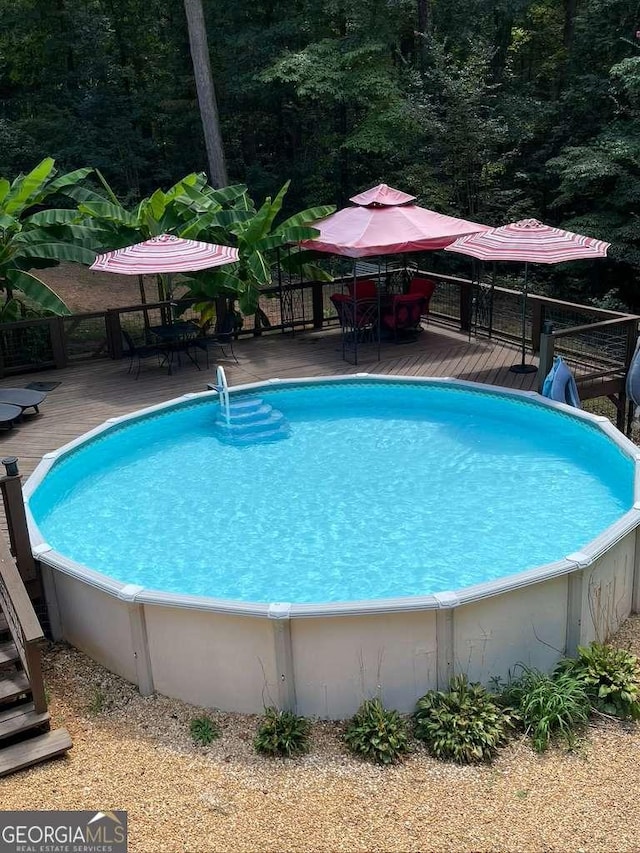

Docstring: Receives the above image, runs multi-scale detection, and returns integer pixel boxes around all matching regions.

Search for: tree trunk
[416,0,431,71]
[183,0,228,188]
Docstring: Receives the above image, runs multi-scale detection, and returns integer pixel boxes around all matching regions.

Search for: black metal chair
[193,313,239,368]
[121,330,166,379]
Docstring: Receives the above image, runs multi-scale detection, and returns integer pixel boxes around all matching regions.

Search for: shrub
[558,642,640,720]
[189,715,220,745]
[254,707,310,758]
[344,698,411,765]
[414,674,511,764]
[501,667,590,752]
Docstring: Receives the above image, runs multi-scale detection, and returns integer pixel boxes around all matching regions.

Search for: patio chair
[346,279,378,299]
[330,293,380,364]
[0,388,47,414]
[381,293,426,343]
[193,312,239,368]
[408,277,437,324]
[121,330,166,379]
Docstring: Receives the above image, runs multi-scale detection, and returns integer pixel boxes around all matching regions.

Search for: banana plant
[179,180,335,321]
[70,172,249,301]
[0,158,98,315]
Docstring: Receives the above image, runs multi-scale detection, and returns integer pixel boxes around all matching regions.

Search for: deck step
[0,640,19,668]
[0,702,49,741]
[0,671,30,703]
[0,728,72,777]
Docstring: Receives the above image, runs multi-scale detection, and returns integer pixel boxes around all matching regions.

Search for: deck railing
[0,528,46,713]
[0,271,637,388]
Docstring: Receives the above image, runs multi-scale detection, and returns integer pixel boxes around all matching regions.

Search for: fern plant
[414,674,510,764]
[254,707,310,758]
[557,642,640,719]
[344,698,411,765]
[501,667,589,752]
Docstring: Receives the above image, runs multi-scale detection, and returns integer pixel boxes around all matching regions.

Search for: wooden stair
[0,729,72,777]
[0,599,71,777]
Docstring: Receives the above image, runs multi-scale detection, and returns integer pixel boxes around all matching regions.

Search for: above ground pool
[28,378,634,604]
[25,375,640,718]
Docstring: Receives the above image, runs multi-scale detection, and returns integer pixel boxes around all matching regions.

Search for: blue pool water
[29,381,635,604]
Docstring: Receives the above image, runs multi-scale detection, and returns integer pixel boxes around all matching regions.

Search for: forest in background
[1,0,640,308]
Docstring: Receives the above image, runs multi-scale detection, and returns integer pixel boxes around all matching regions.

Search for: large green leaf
[148,189,167,221]
[243,181,290,244]
[45,168,94,197]
[6,269,70,315]
[163,173,208,203]
[4,158,56,215]
[277,205,335,231]
[0,213,18,231]
[257,226,321,250]
[0,179,10,205]
[78,201,138,227]
[246,249,271,287]
[17,242,96,265]
[62,184,115,205]
[185,269,244,297]
[25,209,81,227]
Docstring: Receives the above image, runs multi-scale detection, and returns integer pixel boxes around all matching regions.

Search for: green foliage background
[2,0,639,305]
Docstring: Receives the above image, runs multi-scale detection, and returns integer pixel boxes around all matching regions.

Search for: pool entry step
[213,396,291,445]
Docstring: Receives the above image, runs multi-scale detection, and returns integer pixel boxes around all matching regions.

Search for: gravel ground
[2,620,640,853]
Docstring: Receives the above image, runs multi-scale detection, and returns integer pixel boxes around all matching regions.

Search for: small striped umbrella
[90,233,239,275]
[445,219,610,373]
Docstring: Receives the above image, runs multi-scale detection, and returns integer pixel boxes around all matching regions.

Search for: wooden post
[48,317,67,369]
[312,282,325,329]
[0,459,36,584]
[531,300,543,354]
[536,331,555,392]
[105,309,123,359]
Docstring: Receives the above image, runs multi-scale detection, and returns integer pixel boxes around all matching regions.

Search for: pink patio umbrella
[445,219,610,373]
[299,184,489,257]
[90,233,239,316]
[90,233,239,276]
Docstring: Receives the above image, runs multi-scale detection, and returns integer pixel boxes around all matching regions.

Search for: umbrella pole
[509,262,537,374]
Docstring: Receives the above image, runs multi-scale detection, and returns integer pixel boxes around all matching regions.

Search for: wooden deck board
[0,323,541,477]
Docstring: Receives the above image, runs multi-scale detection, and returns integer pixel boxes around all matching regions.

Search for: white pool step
[214,397,291,445]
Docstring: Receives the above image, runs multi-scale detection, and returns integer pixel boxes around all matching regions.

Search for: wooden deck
[0,324,538,477]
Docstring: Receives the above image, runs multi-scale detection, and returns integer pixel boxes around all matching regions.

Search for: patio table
[148,322,201,374]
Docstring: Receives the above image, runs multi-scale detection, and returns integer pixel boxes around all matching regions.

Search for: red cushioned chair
[408,277,437,324]
[346,279,378,299]
[381,294,426,343]
[331,293,379,336]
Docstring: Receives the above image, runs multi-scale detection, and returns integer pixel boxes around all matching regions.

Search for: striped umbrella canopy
[90,233,239,275]
[444,218,610,263]
[445,219,610,374]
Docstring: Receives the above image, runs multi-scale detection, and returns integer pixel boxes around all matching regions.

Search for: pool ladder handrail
[216,365,231,426]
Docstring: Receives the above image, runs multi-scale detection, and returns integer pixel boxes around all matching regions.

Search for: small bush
[344,697,411,765]
[557,642,640,720]
[501,667,590,752]
[414,674,510,764]
[189,715,220,746]
[254,707,310,758]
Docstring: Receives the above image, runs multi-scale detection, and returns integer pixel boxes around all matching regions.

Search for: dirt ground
[39,263,153,313]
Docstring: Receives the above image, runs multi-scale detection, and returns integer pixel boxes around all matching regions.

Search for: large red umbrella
[300,184,489,257]
[90,233,239,275]
[445,219,610,372]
